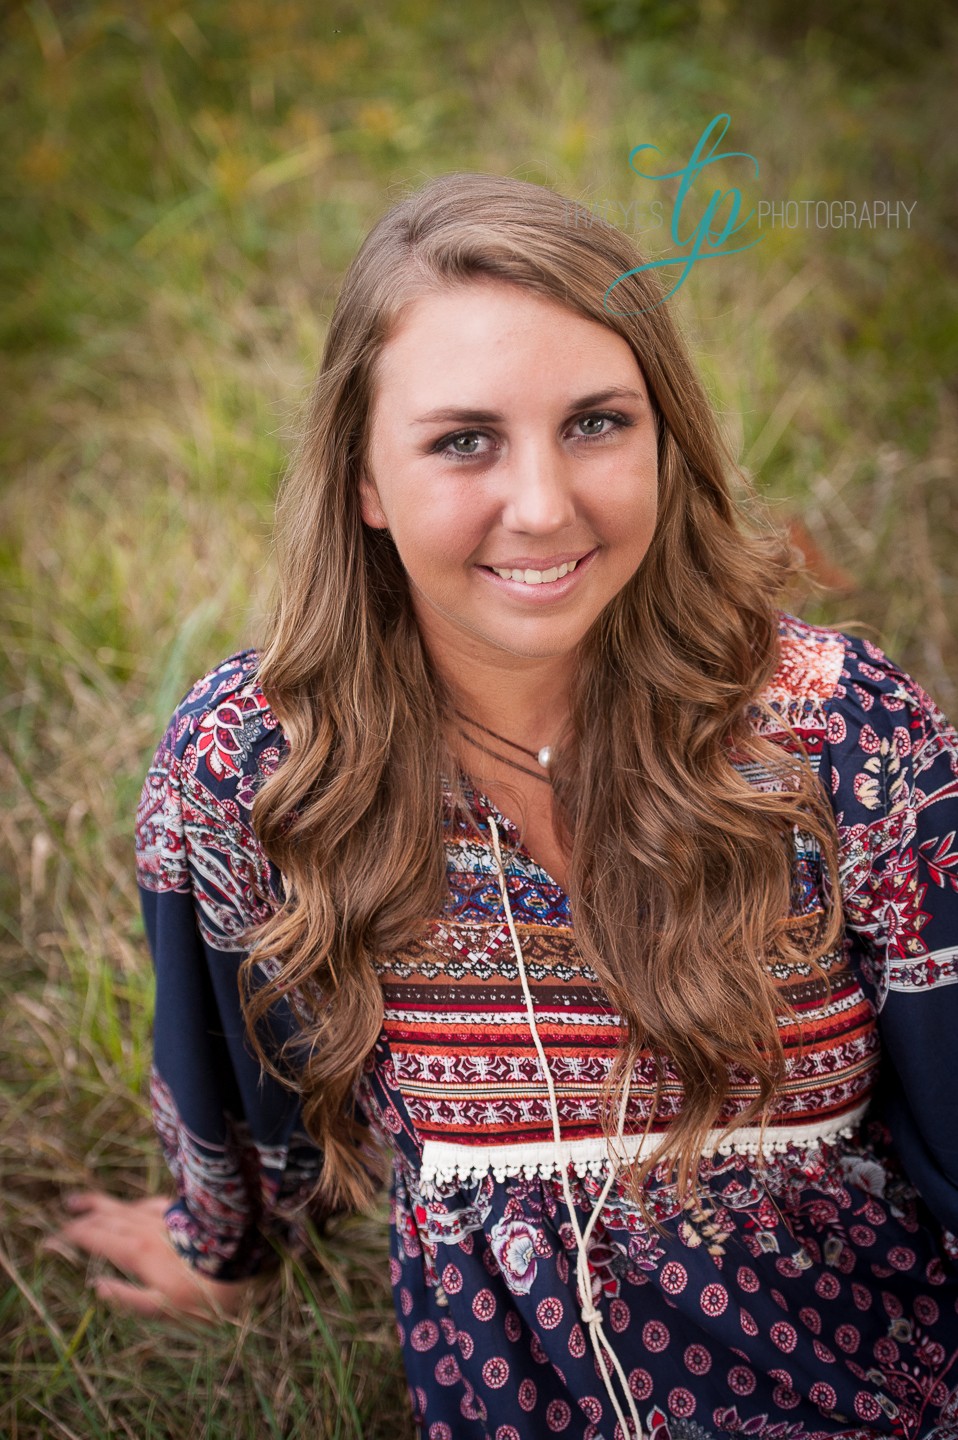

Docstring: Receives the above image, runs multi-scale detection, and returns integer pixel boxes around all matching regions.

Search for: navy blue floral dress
[135,617,958,1439]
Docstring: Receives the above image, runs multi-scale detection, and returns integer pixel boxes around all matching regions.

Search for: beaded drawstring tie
[486,816,644,1440]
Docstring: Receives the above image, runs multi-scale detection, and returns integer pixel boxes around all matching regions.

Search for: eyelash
[431,410,633,462]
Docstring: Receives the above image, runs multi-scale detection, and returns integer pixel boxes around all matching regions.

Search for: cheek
[601,473,658,545]
[645,482,660,532]
[636,456,660,528]
[403,497,491,562]
[386,509,475,587]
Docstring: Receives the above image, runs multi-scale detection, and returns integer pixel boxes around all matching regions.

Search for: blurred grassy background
[2,1,956,1435]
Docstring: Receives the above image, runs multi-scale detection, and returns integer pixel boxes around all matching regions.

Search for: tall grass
[2,1,955,1435]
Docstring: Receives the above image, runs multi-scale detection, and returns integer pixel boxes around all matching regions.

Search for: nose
[501,440,577,534]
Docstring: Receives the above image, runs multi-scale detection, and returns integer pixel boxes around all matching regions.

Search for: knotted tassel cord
[486,817,644,1440]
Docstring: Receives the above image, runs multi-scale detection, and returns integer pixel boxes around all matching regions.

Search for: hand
[49,1191,261,1322]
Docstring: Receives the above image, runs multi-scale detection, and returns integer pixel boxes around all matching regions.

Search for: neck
[439,649,574,752]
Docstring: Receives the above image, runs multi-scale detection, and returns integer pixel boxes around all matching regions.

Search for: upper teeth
[491,558,580,585]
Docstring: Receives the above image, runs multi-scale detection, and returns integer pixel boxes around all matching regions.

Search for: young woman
[60,173,958,1439]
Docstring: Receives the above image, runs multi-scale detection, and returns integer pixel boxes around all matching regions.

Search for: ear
[358,472,389,530]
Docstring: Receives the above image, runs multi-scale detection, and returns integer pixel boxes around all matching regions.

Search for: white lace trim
[418,1102,870,1195]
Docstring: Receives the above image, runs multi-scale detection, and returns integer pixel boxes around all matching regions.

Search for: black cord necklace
[455,710,554,785]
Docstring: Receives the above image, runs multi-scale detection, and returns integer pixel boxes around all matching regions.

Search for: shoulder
[755,614,950,748]
[135,651,287,930]
[821,631,955,765]
[141,647,288,805]
[152,649,286,785]
[755,616,958,826]
[756,612,851,721]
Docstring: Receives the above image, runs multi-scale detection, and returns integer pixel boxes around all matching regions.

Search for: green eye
[575,411,630,439]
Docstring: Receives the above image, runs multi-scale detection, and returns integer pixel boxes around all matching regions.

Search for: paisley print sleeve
[819,634,958,1234]
[134,651,328,1278]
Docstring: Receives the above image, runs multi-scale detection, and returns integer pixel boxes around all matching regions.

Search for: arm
[820,636,958,1231]
[59,654,327,1315]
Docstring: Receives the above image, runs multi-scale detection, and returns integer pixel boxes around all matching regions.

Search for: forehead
[370,279,645,411]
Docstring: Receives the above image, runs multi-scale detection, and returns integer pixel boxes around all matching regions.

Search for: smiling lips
[487,556,584,586]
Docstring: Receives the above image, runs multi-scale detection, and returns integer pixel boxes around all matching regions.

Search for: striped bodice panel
[374,807,879,1190]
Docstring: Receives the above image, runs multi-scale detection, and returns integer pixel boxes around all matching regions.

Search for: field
[2,1,956,1435]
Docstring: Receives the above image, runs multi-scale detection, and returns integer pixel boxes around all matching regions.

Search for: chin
[487,630,585,661]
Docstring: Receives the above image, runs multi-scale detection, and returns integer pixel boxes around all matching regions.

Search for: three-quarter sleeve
[134,652,327,1279]
[820,635,958,1234]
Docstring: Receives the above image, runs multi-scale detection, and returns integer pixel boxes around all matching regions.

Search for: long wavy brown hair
[242,172,843,1211]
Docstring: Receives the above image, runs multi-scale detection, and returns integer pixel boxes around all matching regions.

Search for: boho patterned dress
[135,616,958,1440]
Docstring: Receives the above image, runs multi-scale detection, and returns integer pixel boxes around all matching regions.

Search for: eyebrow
[410,386,647,426]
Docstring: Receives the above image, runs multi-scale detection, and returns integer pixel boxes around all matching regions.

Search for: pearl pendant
[537,745,553,768]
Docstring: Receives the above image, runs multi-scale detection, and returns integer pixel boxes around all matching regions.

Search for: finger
[64,1190,157,1210]
[59,1201,168,1247]
[63,1190,113,1215]
[137,1196,175,1218]
[94,1277,183,1319]
[62,1191,140,1223]
[63,1191,173,1222]
[94,1277,224,1325]
[57,1214,161,1269]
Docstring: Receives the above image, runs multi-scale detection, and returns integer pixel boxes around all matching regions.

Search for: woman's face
[360,278,659,680]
